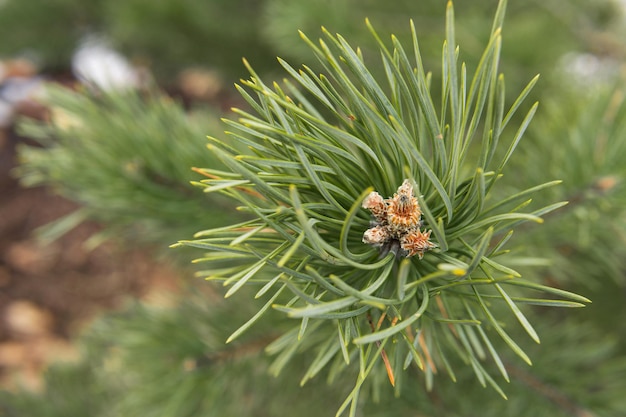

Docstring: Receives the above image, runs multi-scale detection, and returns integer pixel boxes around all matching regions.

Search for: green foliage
[1,0,623,89]
[102,0,279,81]
[504,83,626,354]
[16,87,234,247]
[0,361,113,417]
[0,290,357,417]
[262,0,626,99]
[0,0,103,68]
[517,85,626,290]
[371,315,626,417]
[2,293,625,417]
[0,0,278,81]
[176,1,588,412]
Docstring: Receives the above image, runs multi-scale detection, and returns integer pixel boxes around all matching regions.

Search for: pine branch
[176,0,589,413]
[15,86,237,248]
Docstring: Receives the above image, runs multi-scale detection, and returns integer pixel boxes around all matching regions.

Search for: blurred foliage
[0,362,113,417]
[0,0,104,69]
[1,288,624,417]
[101,0,280,82]
[0,289,355,417]
[262,0,626,99]
[1,0,625,90]
[517,84,626,288]
[15,86,237,248]
[508,82,626,349]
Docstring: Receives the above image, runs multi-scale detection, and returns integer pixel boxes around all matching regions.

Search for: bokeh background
[1,0,626,416]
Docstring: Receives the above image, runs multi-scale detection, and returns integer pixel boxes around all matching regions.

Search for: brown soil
[0,127,181,390]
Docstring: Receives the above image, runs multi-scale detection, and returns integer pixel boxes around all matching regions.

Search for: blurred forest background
[0,0,626,416]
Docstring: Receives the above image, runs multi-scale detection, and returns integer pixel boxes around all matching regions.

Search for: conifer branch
[177,0,588,412]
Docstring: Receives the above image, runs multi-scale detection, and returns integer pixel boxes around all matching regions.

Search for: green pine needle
[178,0,588,410]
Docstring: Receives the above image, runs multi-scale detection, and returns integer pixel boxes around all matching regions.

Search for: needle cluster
[175,1,589,414]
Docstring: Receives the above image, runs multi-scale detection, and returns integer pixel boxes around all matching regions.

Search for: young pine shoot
[175,1,588,414]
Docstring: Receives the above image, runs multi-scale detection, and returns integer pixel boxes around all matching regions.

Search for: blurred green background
[1,0,624,92]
